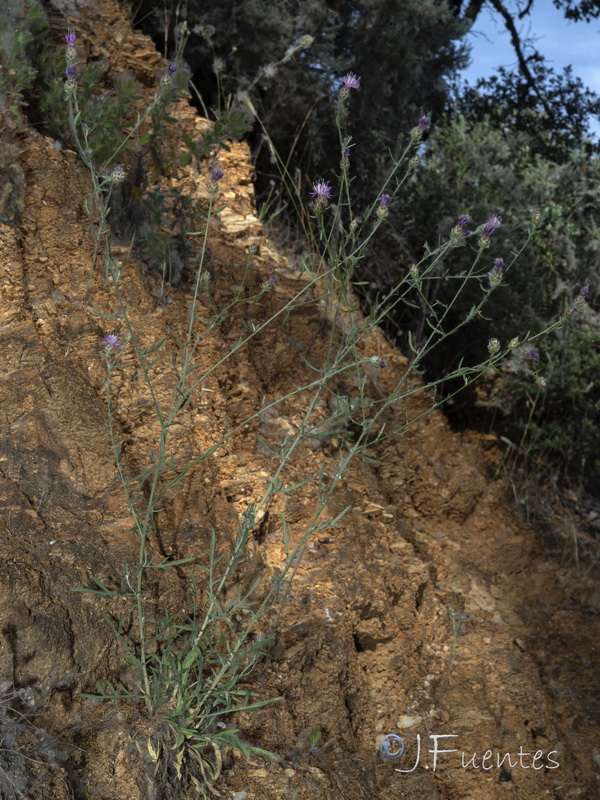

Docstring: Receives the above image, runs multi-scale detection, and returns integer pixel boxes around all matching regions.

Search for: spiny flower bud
[410,115,430,143]
[488,257,504,287]
[409,155,420,170]
[487,338,500,355]
[160,63,177,89]
[531,209,543,226]
[508,337,519,349]
[261,275,279,290]
[108,165,126,183]
[376,193,391,219]
[409,264,419,280]
[575,284,589,307]
[536,376,548,389]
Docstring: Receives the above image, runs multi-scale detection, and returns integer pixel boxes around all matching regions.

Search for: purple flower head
[525,348,540,361]
[340,72,360,90]
[457,214,470,227]
[211,165,224,183]
[102,334,121,349]
[575,284,589,307]
[488,257,504,286]
[65,64,76,79]
[484,215,502,237]
[65,30,76,47]
[310,180,332,200]
[418,116,430,129]
[267,274,279,284]
[380,193,391,207]
[167,63,177,76]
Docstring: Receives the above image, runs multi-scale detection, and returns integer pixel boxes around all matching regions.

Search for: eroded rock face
[1,2,599,799]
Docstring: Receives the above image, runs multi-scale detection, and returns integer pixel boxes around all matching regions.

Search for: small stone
[396,715,420,728]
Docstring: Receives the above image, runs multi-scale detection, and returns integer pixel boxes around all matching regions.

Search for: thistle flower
[310,180,332,200]
[526,348,540,361]
[211,165,224,183]
[411,115,431,142]
[310,179,332,213]
[484,215,502,236]
[160,63,177,89]
[457,214,470,227]
[575,284,589,307]
[340,72,360,91]
[376,193,391,219]
[261,275,279,291]
[488,257,504,287]
[65,30,76,47]
[339,72,361,101]
[102,333,121,349]
[65,64,76,79]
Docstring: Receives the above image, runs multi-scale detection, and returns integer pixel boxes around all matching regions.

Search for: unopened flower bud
[508,337,519,349]
[487,338,500,355]
[409,264,419,280]
[575,285,589,307]
[531,209,543,226]
[409,155,419,170]
[488,257,504,287]
[536,376,548,389]
[108,165,126,183]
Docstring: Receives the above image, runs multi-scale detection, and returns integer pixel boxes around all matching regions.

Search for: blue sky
[459,1,600,137]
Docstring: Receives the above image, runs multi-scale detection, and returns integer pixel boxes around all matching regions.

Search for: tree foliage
[128,0,470,206]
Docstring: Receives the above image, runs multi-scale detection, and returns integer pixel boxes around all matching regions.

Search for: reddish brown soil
[0,2,598,798]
